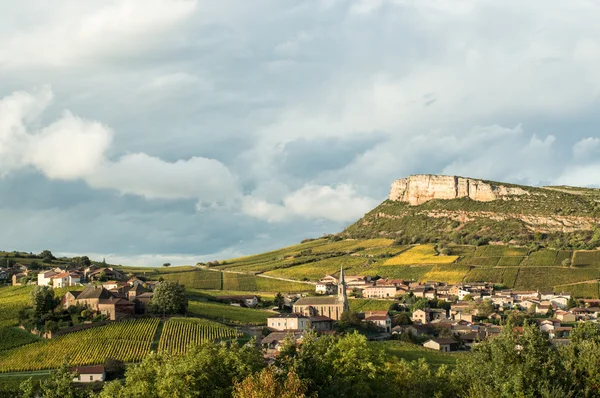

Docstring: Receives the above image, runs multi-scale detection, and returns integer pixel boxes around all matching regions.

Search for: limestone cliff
[389,175,529,205]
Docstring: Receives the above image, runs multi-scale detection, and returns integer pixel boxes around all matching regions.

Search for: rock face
[389,175,529,205]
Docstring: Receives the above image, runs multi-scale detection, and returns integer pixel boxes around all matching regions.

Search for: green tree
[274,292,285,310]
[475,300,494,318]
[567,296,578,309]
[39,250,55,263]
[150,281,188,315]
[162,262,171,267]
[462,294,474,301]
[233,366,307,398]
[97,342,264,398]
[455,323,570,397]
[30,285,55,317]
[38,363,79,398]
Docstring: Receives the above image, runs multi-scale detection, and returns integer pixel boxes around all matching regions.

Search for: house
[460,332,483,349]
[423,338,459,352]
[133,292,154,314]
[550,326,573,339]
[401,324,431,337]
[52,272,81,288]
[102,281,124,290]
[320,275,339,285]
[88,267,124,282]
[363,311,391,333]
[127,284,148,301]
[261,331,305,352]
[345,275,371,286]
[315,282,336,295]
[267,313,310,331]
[71,365,106,383]
[550,296,569,309]
[309,316,334,331]
[97,298,135,320]
[216,295,259,307]
[145,281,160,291]
[513,291,540,300]
[37,270,58,286]
[362,285,397,299]
[555,310,576,323]
[127,277,144,287]
[412,308,447,324]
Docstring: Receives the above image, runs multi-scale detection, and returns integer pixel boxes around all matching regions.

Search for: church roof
[294,296,340,306]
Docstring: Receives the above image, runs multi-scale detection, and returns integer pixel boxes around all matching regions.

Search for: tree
[38,363,79,398]
[39,250,55,263]
[562,257,572,267]
[393,312,412,326]
[462,294,474,301]
[567,296,578,310]
[274,292,285,310]
[162,263,171,267]
[45,320,59,334]
[30,285,55,317]
[97,342,264,398]
[98,270,108,282]
[151,281,188,315]
[72,256,91,268]
[233,366,307,398]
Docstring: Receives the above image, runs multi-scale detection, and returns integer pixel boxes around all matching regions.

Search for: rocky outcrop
[389,175,529,205]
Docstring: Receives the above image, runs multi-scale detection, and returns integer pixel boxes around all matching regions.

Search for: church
[292,266,350,321]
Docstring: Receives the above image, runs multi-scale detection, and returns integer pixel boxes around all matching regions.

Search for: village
[2,257,599,383]
[260,267,592,356]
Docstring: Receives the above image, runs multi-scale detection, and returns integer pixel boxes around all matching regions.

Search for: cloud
[0,87,238,205]
[0,0,197,69]
[572,137,600,161]
[243,184,378,223]
[87,153,239,202]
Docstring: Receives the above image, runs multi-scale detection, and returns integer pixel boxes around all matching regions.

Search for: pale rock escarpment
[389,175,529,205]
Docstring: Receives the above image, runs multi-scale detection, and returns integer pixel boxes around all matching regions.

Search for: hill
[343,174,600,249]
[208,175,600,296]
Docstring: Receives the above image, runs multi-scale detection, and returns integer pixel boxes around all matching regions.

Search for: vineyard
[157,318,240,355]
[0,318,159,372]
[187,301,272,325]
[384,245,458,266]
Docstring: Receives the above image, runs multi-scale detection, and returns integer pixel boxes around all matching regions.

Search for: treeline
[12,322,600,398]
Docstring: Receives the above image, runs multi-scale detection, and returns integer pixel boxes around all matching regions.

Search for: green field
[187,301,273,325]
[0,318,160,372]
[573,251,600,267]
[0,286,31,329]
[157,318,240,355]
[265,257,367,281]
[161,269,313,292]
[373,341,465,369]
[384,244,459,265]
[349,299,394,312]
[553,282,599,298]
[421,264,471,284]
[513,267,599,291]
[0,327,40,352]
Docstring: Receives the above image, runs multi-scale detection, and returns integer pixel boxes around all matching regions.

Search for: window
[90,375,93,381]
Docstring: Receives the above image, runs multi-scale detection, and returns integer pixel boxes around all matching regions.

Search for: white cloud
[0,87,239,204]
[87,153,239,202]
[143,72,207,90]
[572,137,600,161]
[0,0,197,69]
[243,184,378,223]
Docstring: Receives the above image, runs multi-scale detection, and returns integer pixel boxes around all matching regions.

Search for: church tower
[338,265,349,313]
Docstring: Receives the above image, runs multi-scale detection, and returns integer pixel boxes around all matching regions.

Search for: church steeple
[338,265,349,312]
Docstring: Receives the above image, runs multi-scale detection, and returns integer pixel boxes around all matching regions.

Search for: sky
[1,0,600,266]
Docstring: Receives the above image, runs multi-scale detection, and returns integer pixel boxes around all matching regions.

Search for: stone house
[216,295,259,307]
[362,285,397,299]
[267,313,310,331]
[71,365,106,383]
[412,308,447,324]
[423,338,459,352]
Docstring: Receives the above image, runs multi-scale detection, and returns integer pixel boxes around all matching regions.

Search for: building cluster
[62,278,156,320]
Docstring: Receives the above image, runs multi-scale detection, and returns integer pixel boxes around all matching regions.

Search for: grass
[162,270,313,292]
[573,251,600,267]
[0,319,160,372]
[265,257,366,281]
[521,249,559,267]
[503,268,520,288]
[373,341,465,369]
[187,301,273,325]
[157,318,240,355]
[384,244,458,266]
[420,265,471,284]
[162,269,222,289]
[0,286,31,328]
[310,239,394,254]
[514,267,599,290]
[497,257,525,267]
[0,327,40,351]
[361,265,434,281]
[554,282,599,298]
[348,299,394,312]
[463,268,507,284]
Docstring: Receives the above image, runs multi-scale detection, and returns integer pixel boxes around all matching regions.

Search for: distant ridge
[343,174,600,249]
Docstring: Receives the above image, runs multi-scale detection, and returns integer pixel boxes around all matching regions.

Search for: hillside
[207,175,600,296]
[344,174,600,249]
